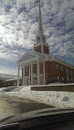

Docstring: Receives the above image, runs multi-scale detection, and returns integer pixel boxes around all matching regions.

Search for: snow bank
[2,85,74,109]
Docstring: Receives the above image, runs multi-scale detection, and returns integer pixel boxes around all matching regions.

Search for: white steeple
[35,0,46,44]
[34,0,49,54]
[38,0,43,34]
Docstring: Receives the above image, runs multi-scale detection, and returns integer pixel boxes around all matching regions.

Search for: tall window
[70,70,73,82]
[61,66,63,71]
[66,68,69,82]
[56,64,59,70]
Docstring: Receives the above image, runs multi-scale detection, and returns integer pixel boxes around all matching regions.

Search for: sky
[0,0,74,75]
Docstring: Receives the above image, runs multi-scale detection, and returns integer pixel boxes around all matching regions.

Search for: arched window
[38,37,40,42]
[43,37,45,42]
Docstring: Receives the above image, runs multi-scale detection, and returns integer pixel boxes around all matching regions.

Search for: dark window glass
[56,64,59,70]
[33,64,35,71]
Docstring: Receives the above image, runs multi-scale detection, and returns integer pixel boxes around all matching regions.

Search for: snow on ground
[0,85,74,108]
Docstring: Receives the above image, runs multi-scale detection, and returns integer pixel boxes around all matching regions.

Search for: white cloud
[0,0,74,75]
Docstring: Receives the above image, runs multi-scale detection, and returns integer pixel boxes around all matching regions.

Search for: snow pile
[2,85,74,108]
[0,86,18,93]
[0,87,5,93]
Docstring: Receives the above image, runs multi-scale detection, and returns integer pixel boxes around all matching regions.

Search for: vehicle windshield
[0,0,74,125]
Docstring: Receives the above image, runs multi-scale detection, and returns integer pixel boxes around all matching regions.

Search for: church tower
[34,0,49,54]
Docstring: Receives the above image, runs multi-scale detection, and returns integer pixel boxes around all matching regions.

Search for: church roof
[17,51,49,63]
[17,51,74,69]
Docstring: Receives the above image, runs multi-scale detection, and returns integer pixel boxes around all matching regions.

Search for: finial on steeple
[38,0,43,34]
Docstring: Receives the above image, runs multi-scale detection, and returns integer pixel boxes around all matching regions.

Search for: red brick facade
[43,45,49,54]
[47,61,74,83]
[34,45,41,53]
[22,61,74,85]
[34,45,49,54]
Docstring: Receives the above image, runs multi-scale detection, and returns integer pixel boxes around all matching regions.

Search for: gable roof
[17,52,36,63]
[17,51,49,63]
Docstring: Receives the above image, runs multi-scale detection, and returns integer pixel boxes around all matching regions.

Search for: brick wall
[43,45,49,54]
[49,61,74,83]
[34,45,41,53]
[22,61,74,85]
[45,61,50,84]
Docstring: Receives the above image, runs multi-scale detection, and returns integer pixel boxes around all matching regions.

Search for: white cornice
[17,51,74,69]
[34,42,49,48]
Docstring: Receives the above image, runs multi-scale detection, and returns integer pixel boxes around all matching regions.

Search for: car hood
[0,107,74,126]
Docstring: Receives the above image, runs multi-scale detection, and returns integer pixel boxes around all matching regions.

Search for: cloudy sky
[0,0,74,75]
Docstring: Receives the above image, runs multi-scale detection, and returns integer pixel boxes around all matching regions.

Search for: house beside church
[17,1,74,86]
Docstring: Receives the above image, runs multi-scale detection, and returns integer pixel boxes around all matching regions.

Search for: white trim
[23,65,25,85]
[17,51,49,65]
[43,61,46,84]
[34,42,49,48]
[41,44,43,53]
[31,62,33,85]
[29,65,30,85]
[37,61,40,84]
[18,56,38,66]
[17,51,39,63]
[17,65,20,86]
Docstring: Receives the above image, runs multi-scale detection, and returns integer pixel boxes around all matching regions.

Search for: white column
[41,44,44,53]
[23,65,25,85]
[37,61,40,85]
[43,61,46,84]
[31,62,33,85]
[29,65,30,85]
[17,65,20,86]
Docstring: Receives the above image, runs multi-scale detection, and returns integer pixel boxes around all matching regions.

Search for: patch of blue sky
[51,53,74,65]
[0,58,17,67]
[59,56,74,66]
[50,45,74,63]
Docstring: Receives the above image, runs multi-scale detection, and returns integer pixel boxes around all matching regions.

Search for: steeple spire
[38,0,43,34]
[34,0,49,54]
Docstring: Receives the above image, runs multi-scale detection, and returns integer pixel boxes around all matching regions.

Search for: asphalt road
[0,95,53,121]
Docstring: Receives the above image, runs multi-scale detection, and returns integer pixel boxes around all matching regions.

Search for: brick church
[17,1,74,86]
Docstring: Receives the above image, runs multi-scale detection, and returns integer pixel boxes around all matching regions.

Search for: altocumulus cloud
[0,0,74,74]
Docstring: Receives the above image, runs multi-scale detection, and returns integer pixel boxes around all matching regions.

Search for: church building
[17,1,74,86]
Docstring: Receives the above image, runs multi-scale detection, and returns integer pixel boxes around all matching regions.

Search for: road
[0,95,53,121]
